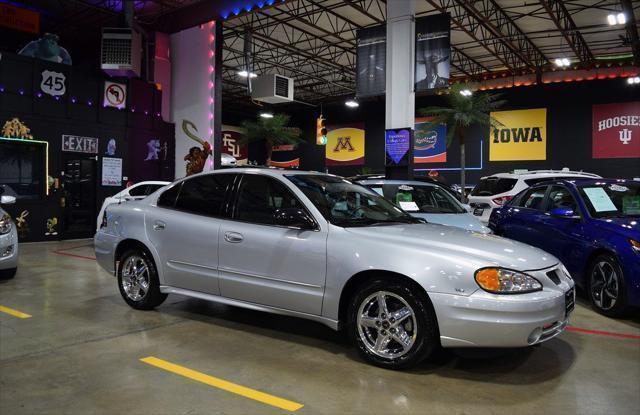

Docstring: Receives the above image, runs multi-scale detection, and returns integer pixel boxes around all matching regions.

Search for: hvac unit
[251,74,294,103]
[100,27,142,78]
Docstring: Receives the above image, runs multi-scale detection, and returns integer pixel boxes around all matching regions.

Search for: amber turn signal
[475,268,501,292]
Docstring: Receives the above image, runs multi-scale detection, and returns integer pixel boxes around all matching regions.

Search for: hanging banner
[592,102,640,159]
[103,81,127,109]
[221,128,248,165]
[270,144,299,168]
[356,25,386,98]
[489,108,547,161]
[414,117,446,163]
[325,124,365,166]
[415,14,451,92]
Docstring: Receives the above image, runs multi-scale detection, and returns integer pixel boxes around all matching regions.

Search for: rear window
[471,178,517,196]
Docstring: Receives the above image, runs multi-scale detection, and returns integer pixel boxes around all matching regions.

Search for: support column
[385,0,416,179]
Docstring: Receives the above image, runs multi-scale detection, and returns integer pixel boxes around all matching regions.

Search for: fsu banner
[325,124,365,166]
[221,128,248,165]
[414,117,446,163]
[490,108,547,161]
[415,14,451,92]
[356,25,386,98]
[592,102,640,159]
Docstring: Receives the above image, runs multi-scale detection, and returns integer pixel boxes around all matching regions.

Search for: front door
[218,174,327,315]
[62,157,96,239]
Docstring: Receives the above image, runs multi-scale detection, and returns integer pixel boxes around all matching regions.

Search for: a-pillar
[385,0,416,179]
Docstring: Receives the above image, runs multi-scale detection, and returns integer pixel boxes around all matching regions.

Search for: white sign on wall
[102,157,122,186]
[103,81,127,108]
[41,70,66,96]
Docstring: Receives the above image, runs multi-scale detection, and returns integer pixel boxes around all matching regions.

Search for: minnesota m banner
[489,108,547,161]
[326,124,365,166]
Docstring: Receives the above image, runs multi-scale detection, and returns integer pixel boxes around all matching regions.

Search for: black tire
[347,278,439,370]
[0,267,17,279]
[587,253,628,318]
[117,248,167,310]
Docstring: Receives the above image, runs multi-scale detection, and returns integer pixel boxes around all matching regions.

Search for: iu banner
[356,25,386,98]
[592,102,640,159]
[325,124,365,166]
[490,108,547,161]
[414,117,446,163]
[415,14,451,92]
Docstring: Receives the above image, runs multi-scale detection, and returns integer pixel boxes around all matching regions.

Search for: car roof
[356,179,439,187]
[183,168,339,180]
[543,178,638,186]
[479,170,601,180]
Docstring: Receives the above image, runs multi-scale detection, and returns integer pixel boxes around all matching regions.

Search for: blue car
[488,179,640,317]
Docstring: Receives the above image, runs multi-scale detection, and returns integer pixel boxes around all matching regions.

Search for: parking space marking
[51,244,96,261]
[0,305,32,319]
[567,326,640,340]
[140,356,304,412]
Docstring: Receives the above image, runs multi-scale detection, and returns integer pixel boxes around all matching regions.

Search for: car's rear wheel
[117,249,167,310]
[588,254,628,317]
[0,267,17,279]
[347,278,439,369]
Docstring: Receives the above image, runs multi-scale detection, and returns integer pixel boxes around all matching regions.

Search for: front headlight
[0,214,12,235]
[475,267,542,294]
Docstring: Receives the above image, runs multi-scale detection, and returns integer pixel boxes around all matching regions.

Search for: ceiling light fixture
[607,12,626,26]
[345,99,359,108]
[607,14,617,25]
[554,58,571,67]
[260,112,274,118]
[617,12,626,25]
[627,76,640,85]
[459,89,472,96]
[237,70,258,78]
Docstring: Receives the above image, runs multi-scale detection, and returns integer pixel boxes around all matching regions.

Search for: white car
[0,193,18,279]
[96,181,169,231]
[468,169,601,223]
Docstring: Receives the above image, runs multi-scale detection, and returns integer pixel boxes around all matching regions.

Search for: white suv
[468,169,601,223]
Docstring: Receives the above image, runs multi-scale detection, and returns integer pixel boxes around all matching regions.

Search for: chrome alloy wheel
[591,261,619,311]
[357,291,417,359]
[121,255,151,302]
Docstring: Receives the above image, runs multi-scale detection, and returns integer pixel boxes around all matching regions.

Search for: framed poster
[102,157,122,186]
[414,117,447,163]
[489,108,547,161]
[592,102,640,159]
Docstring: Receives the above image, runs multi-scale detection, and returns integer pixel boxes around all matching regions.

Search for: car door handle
[224,232,243,243]
[153,221,166,231]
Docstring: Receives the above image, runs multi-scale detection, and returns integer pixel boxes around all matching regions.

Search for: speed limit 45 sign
[40,70,66,97]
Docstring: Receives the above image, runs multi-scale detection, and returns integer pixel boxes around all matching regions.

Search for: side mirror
[0,195,16,205]
[550,207,579,219]
[273,208,316,230]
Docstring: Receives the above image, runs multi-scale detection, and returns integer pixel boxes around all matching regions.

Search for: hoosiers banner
[490,108,547,161]
[326,124,365,166]
[414,117,446,163]
[592,102,640,159]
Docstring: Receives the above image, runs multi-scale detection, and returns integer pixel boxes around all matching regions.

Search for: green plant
[239,114,302,164]
[418,84,504,201]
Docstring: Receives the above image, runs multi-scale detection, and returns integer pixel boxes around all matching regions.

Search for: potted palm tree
[240,113,302,165]
[418,84,504,202]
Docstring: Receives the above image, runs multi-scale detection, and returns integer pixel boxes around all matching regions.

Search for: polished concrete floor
[1,240,639,414]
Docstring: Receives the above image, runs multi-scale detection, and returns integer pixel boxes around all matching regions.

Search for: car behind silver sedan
[95,169,575,369]
[0,194,18,279]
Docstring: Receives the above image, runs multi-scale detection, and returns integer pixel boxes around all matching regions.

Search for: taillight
[492,195,513,206]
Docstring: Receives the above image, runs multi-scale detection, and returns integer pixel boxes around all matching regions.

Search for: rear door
[498,185,550,246]
[146,173,237,294]
[218,174,327,315]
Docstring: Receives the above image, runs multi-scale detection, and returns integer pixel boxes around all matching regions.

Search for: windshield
[578,182,640,218]
[286,175,422,227]
[367,184,466,214]
[470,177,517,196]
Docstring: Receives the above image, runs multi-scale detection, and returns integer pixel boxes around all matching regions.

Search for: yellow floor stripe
[0,305,32,319]
[140,356,304,412]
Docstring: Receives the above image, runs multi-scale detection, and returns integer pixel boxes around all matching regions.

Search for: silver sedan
[95,169,575,369]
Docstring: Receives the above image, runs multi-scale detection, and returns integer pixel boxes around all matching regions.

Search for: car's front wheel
[117,248,167,310]
[588,254,628,317]
[347,278,439,369]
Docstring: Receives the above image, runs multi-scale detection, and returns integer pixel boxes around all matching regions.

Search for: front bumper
[431,266,575,348]
[0,227,18,271]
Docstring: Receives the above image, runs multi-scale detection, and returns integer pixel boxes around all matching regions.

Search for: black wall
[223,78,640,184]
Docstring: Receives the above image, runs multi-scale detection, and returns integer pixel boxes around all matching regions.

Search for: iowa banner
[490,108,547,161]
[414,117,446,163]
[326,124,365,166]
[592,102,640,159]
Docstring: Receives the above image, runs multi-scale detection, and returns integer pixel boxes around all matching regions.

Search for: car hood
[410,212,491,234]
[344,223,557,271]
[593,216,640,239]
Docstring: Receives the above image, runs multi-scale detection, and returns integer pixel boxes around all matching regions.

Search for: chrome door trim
[219,267,323,288]
[159,285,339,330]
[168,259,216,271]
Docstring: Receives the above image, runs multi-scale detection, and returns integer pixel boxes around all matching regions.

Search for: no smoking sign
[103,81,127,108]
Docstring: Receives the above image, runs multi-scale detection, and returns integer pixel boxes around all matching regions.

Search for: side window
[547,186,577,212]
[157,183,181,208]
[174,174,236,217]
[518,186,547,210]
[235,175,301,225]
[127,185,149,197]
